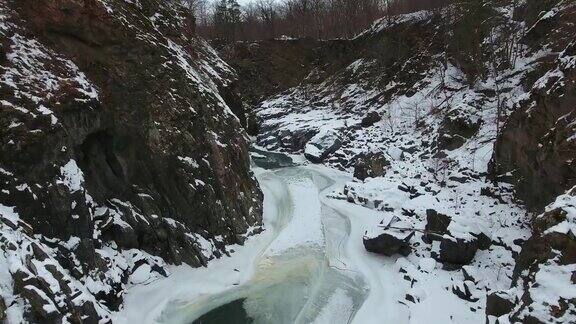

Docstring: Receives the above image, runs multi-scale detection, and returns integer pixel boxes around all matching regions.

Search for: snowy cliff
[0,0,262,322]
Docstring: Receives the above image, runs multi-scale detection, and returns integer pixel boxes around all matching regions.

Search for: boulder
[363,231,415,257]
[437,104,481,151]
[423,209,451,243]
[486,291,515,318]
[361,111,382,127]
[353,152,390,180]
[439,235,478,266]
[304,129,343,163]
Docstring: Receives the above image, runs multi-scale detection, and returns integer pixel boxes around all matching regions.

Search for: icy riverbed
[114,152,368,324]
[115,150,492,324]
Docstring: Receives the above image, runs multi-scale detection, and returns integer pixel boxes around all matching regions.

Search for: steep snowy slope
[0,0,262,322]
[244,0,576,322]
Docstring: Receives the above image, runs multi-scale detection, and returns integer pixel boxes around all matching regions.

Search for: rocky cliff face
[217,37,359,134]
[490,1,576,211]
[0,0,262,322]
[217,38,322,107]
[486,2,576,322]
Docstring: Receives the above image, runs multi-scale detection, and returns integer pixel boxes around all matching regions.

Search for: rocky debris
[19,285,61,321]
[452,281,479,302]
[361,111,382,127]
[437,104,482,151]
[304,129,343,163]
[397,183,423,199]
[480,186,506,204]
[423,209,451,243]
[490,186,576,323]
[257,123,318,152]
[353,152,390,180]
[363,230,414,257]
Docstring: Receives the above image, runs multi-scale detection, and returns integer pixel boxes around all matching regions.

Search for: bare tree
[196,0,451,42]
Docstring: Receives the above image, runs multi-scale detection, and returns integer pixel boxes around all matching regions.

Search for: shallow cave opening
[76,130,130,200]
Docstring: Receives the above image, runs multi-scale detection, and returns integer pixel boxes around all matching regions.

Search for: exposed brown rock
[353,152,390,181]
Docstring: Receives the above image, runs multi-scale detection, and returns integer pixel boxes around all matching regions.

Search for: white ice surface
[116,163,490,324]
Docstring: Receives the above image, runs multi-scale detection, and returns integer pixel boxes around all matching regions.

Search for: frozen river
[116,149,396,324]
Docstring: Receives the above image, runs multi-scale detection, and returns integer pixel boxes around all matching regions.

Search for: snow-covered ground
[114,148,527,323]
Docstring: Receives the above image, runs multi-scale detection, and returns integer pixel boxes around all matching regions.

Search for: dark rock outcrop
[363,231,414,257]
[489,4,576,211]
[439,236,478,266]
[437,105,481,151]
[216,38,321,106]
[8,0,263,264]
[353,152,390,181]
[490,186,576,322]
[423,209,451,243]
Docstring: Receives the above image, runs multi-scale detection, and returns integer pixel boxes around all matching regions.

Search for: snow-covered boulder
[438,235,479,267]
[304,129,343,163]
